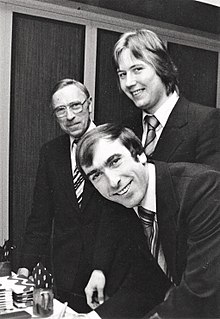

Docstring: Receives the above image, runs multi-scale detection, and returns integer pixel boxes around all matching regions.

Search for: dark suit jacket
[124,96,220,170]
[95,207,171,319]
[20,134,170,316]
[20,134,105,308]
[144,161,220,318]
[95,97,220,317]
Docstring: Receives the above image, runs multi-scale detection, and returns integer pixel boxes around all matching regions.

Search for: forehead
[91,138,131,167]
[118,48,146,69]
[52,84,85,106]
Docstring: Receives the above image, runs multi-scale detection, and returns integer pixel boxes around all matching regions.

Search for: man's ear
[137,152,147,164]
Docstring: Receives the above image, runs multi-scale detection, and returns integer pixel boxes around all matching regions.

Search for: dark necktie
[138,206,169,277]
[144,115,160,156]
[138,206,158,256]
[72,143,84,207]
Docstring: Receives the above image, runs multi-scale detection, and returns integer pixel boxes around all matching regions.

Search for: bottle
[33,287,54,317]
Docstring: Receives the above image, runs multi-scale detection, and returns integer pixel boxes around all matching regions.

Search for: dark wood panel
[71,0,220,34]
[9,13,85,270]
[95,28,140,125]
[168,42,218,107]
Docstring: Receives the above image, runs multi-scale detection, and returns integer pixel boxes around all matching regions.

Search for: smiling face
[117,48,168,114]
[82,138,148,208]
[52,84,90,138]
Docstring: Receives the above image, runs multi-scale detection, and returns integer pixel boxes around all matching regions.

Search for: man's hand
[85,270,106,309]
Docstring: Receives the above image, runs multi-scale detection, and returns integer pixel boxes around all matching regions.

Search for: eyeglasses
[53,97,89,118]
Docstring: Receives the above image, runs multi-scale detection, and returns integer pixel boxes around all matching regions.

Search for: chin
[121,198,139,208]
[134,101,145,110]
[119,204,130,208]
[70,130,83,138]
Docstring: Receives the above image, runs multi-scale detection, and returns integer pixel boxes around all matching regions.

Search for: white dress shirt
[142,91,179,146]
[136,163,156,213]
[135,163,169,278]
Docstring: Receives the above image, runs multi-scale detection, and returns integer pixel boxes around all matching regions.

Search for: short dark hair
[76,123,144,171]
[113,29,179,95]
[50,78,90,108]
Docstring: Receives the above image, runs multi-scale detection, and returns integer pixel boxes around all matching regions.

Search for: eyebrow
[117,63,144,73]
[86,154,121,178]
[55,100,82,108]
[117,68,126,73]
[105,154,121,166]
[86,168,99,178]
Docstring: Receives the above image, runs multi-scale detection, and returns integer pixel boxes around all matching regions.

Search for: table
[0,274,78,318]
[1,299,78,318]
[25,298,78,318]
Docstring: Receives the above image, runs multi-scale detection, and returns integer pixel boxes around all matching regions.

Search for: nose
[125,72,136,88]
[66,107,75,120]
[105,169,120,189]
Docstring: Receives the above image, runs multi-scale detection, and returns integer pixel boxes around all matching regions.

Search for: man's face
[117,48,167,114]
[82,138,148,208]
[52,84,90,139]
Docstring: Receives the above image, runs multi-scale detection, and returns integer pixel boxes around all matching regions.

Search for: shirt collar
[70,120,96,147]
[134,163,156,214]
[142,91,179,128]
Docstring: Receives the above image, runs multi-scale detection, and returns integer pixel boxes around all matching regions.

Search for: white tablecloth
[25,298,78,318]
[2,299,78,318]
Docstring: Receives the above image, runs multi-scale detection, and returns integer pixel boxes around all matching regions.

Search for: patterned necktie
[138,206,158,256]
[73,166,84,207]
[138,206,170,277]
[72,143,84,207]
[144,115,160,156]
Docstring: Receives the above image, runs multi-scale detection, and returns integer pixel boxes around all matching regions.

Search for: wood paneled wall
[168,42,218,107]
[10,13,85,269]
[95,29,140,124]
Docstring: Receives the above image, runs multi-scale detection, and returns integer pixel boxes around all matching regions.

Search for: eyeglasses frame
[52,97,90,118]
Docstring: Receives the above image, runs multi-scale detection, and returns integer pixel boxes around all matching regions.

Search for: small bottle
[33,287,54,317]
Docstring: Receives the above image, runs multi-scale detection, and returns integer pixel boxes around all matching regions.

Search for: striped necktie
[73,166,84,207]
[72,142,84,207]
[144,115,160,156]
[138,206,170,277]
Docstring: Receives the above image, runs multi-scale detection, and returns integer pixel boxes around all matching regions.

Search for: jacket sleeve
[146,170,220,318]
[94,206,171,318]
[18,144,54,271]
[195,106,220,171]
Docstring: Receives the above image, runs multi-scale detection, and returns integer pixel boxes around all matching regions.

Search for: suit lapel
[153,96,189,161]
[154,161,179,283]
[55,135,80,209]
[53,135,97,218]
[80,180,95,212]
